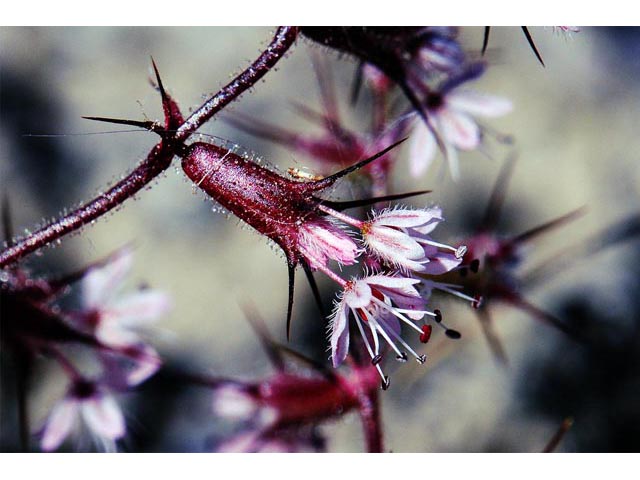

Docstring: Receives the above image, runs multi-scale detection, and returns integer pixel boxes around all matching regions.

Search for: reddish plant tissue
[3,26,615,454]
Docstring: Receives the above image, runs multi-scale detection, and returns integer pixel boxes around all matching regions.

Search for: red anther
[419,324,433,344]
[472,295,483,309]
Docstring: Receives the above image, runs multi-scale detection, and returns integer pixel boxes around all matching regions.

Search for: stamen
[472,295,483,309]
[374,314,427,364]
[419,324,433,344]
[369,296,423,334]
[455,245,468,259]
[445,329,462,339]
[430,281,478,304]
[371,354,384,365]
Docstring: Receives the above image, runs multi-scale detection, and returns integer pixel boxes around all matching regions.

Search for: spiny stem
[0,27,299,268]
[0,144,173,267]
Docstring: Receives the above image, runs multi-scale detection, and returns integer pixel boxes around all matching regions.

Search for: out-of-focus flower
[79,247,171,349]
[208,322,382,452]
[40,379,125,452]
[409,64,512,179]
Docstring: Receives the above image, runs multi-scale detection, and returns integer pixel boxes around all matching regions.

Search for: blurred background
[1,27,639,452]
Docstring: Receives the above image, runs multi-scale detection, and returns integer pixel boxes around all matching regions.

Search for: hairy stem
[0,27,299,268]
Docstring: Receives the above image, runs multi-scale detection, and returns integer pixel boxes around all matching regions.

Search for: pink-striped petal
[439,109,481,151]
[330,305,350,368]
[408,122,438,177]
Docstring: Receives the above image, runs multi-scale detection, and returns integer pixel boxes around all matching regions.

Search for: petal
[447,90,513,118]
[409,122,438,177]
[96,321,140,347]
[365,275,426,319]
[365,226,425,267]
[439,109,481,151]
[421,252,463,275]
[372,208,440,230]
[212,385,258,420]
[330,305,350,368]
[411,207,444,235]
[125,344,162,386]
[41,399,78,452]
[107,291,172,328]
[299,220,359,269]
[82,248,134,310]
[81,395,125,441]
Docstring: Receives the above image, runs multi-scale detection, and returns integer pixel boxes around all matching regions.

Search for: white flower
[362,207,465,273]
[40,381,125,452]
[410,87,512,180]
[330,275,432,386]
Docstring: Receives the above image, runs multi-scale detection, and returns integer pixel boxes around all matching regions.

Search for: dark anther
[371,354,383,365]
[381,376,391,391]
[445,329,462,340]
[470,259,480,273]
[396,352,408,363]
[416,354,427,365]
[434,309,443,323]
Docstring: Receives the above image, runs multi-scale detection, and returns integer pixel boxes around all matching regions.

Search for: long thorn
[511,207,587,245]
[311,138,407,190]
[480,153,517,232]
[543,417,574,453]
[301,260,327,318]
[482,27,491,56]
[82,116,159,131]
[476,308,509,366]
[318,190,432,211]
[2,193,15,248]
[521,27,545,67]
[286,261,296,341]
[240,302,285,371]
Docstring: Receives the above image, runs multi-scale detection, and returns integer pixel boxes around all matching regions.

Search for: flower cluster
[1,248,170,451]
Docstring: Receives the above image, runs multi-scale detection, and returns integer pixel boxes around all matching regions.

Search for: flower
[40,380,125,452]
[76,248,169,386]
[329,274,460,386]
[362,206,465,273]
[409,66,513,179]
[80,247,171,349]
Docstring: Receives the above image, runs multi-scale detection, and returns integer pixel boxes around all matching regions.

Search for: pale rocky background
[1,27,639,452]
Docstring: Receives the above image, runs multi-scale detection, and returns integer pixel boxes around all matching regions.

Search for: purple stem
[0,27,299,268]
